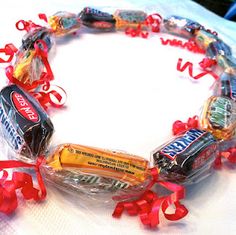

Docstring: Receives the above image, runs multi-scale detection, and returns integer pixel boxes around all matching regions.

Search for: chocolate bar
[152,129,217,184]
[0,85,54,160]
[79,7,116,30]
[164,16,201,38]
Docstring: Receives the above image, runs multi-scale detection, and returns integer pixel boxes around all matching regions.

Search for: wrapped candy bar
[200,96,236,140]
[0,84,54,162]
[152,129,218,184]
[8,29,53,87]
[163,15,201,38]
[43,143,151,198]
[114,10,147,29]
[79,7,116,30]
[194,29,218,50]
[214,70,236,101]
[206,40,232,58]
[48,11,81,36]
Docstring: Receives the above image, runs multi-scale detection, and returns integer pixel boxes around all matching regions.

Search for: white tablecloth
[0,1,236,234]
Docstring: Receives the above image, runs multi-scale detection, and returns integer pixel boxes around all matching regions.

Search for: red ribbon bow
[112,168,188,228]
[172,115,199,135]
[0,44,17,63]
[177,58,218,80]
[0,156,46,215]
[31,82,67,110]
[214,147,236,168]
[15,20,42,32]
[199,58,217,69]
[6,39,53,91]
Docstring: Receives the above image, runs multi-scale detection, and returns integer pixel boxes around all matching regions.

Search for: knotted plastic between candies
[0,7,236,229]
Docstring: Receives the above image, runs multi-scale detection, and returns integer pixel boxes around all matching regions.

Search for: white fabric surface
[0,0,236,234]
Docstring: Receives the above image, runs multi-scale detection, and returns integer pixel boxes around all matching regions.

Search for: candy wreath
[0,6,236,231]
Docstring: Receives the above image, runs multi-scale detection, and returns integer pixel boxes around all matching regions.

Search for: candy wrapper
[152,129,218,184]
[0,85,54,162]
[42,144,151,201]
[201,96,236,140]
[48,11,81,36]
[9,26,54,88]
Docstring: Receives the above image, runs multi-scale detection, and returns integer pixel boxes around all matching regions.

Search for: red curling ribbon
[112,167,188,228]
[31,82,67,110]
[214,148,236,168]
[34,39,54,82]
[5,39,54,93]
[172,115,199,135]
[199,58,217,69]
[38,13,48,23]
[0,156,46,215]
[15,20,41,32]
[0,44,18,63]
[145,13,162,33]
[201,26,218,37]
[177,58,219,80]
[160,37,205,54]
[5,66,65,111]
[125,13,162,39]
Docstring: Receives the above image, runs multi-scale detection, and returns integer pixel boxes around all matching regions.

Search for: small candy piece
[43,166,133,196]
[152,129,217,184]
[215,70,236,101]
[48,11,81,36]
[201,96,236,140]
[13,49,44,85]
[194,29,218,50]
[114,10,147,29]
[0,85,54,161]
[46,144,149,186]
[78,7,116,30]
[22,27,53,51]
[206,40,232,59]
[163,16,201,38]
[216,55,236,70]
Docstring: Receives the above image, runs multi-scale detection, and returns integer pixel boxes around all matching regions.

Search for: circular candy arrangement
[0,7,236,229]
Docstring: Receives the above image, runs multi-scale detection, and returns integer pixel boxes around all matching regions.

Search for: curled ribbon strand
[112,168,188,228]
[34,39,54,82]
[125,13,162,39]
[31,82,67,110]
[160,37,205,54]
[0,44,17,63]
[15,19,42,32]
[199,58,217,69]
[0,156,46,215]
[172,115,199,135]
[177,58,219,80]
[5,39,54,92]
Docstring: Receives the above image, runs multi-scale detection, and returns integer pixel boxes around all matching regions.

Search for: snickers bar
[152,129,217,184]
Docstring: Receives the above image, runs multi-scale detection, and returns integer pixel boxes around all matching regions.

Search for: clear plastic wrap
[78,7,116,30]
[0,84,54,162]
[200,96,236,140]
[48,11,81,37]
[151,128,218,185]
[42,143,152,202]
[163,15,201,38]
[213,69,236,101]
[12,27,54,86]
